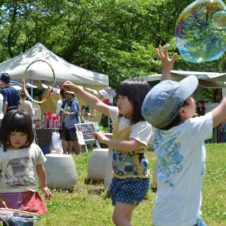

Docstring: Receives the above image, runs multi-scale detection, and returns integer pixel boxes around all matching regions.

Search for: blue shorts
[110,177,150,206]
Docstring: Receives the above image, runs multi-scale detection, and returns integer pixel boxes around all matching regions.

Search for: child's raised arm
[211,98,226,128]
[157,46,177,81]
[63,81,110,116]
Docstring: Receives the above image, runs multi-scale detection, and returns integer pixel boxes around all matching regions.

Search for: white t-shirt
[152,113,212,226]
[19,100,33,116]
[32,102,42,121]
[56,99,63,115]
[108,106,152,146]
[0,143,46,193]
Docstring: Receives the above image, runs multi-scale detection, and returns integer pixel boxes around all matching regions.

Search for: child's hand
[92,131,109,144]
[157,45,177,80]
[62,81,76,91]
[157,45,177,68]
[43,186,53,200]
[63,111,70,115]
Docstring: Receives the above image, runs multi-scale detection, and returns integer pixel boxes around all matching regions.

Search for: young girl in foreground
[63,79,152,226]
[0,110,52,226]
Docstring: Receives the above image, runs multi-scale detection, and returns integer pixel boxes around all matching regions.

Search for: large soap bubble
[175,0,226,63]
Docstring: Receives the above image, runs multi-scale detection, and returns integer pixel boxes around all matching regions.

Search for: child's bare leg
[67,141,73,154]
[112,202,136,226]
[62,139,67,154]
[73,140,81,154]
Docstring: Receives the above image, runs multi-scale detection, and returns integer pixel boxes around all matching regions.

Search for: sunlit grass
[35,144,226,226]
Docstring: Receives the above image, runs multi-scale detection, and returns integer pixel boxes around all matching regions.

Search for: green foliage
[0,0,226,93]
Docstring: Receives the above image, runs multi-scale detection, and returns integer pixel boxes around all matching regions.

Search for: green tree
[0,0,226,91]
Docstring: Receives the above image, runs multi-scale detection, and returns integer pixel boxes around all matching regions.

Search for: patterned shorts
[110,177,150,206]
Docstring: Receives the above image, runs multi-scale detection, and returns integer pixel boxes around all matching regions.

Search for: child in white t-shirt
[0,110,52,226]
[141,49,226,226]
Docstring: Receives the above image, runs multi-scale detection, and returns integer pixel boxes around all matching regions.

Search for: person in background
[18,89,33,116]
[62,79,152,226]
[56,89,67,154]
[81,105,90,116]
[32,94,42,128]
[0,110,52,226]
[56,89,66,115]
[0,73,20,113]
[0,90,4,127]
[62,91,81,154]
[196,100,206,116]
[220,119,226,142]
[81,104,91,123]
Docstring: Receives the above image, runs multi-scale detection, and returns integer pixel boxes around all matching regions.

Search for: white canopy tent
[144,70,226,89]
[0,42,109,87]
[0,43,109,119]
[145,70,226,114]
[171,70,226,88]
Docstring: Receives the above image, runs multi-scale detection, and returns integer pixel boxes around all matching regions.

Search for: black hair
[19,90,27,99]
[60,89,66,98]
[0,110,34,151]
[0,73,10,84]
[160,99,190,130]
[116,79,150,124]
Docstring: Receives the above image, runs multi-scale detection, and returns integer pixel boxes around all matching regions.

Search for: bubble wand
[23,59,56,104]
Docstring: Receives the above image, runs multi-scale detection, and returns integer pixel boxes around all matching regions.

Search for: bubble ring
[23,60,56,104]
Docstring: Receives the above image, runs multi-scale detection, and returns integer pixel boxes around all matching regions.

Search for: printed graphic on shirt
[112,150,148,176]
[5,157,35,187]
[153,130,184,187]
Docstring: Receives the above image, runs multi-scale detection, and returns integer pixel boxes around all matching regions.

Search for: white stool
[45,154,77,191]
[104,149,113,189]
[87,148,108,181]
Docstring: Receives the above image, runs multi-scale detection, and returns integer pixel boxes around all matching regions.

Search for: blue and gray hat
[141,75,198,129]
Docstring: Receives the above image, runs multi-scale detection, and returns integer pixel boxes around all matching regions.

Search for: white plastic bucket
[87,148,109,181]
[45,154,77,190]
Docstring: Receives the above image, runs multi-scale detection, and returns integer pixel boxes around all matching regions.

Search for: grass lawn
[35,143,226,226]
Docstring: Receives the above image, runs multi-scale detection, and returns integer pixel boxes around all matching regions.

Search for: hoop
[23,59,56,104]
[0,199,41,224]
